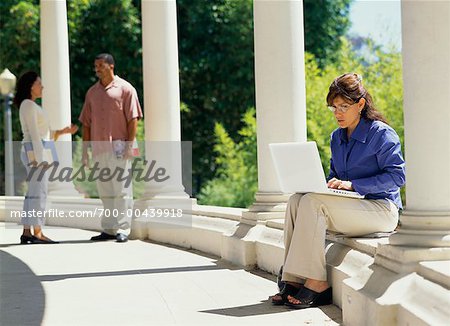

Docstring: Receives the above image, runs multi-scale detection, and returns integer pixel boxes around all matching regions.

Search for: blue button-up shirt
[327,118,405,209]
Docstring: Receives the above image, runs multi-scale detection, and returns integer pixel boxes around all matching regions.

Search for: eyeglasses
[327,102,358,113]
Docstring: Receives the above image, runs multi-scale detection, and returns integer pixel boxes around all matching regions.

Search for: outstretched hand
[62,124,78,135]
[55,124,79,140]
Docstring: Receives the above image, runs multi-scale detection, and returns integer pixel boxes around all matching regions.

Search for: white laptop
[269,141,364,198]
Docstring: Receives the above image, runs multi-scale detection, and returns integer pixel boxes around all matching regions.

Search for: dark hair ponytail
[326,73,388,124]
[14,71,38,109]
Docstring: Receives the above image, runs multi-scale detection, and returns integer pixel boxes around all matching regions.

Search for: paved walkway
[0,223,342,325]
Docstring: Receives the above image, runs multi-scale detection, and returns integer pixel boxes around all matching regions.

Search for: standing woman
[14,71,77,244]
[271,73,405,308]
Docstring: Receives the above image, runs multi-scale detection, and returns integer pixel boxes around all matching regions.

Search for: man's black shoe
[90,232,116,241]
[116,233,128,243]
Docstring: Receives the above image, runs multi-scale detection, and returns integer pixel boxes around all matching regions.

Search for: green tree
[0,0,40,75]
[198,107,257,208]
[1,0,354,196]
[0,0,41,142]
[0,1,40,194]
[303,0,353,66]
[177,0,255,194]
[0,0,143,195]
[177,0,352,194]
[69,0,142,122]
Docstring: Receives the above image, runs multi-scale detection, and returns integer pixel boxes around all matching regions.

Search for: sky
[349,0,402,51]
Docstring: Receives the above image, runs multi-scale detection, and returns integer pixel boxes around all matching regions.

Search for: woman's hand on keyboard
[327,178,353,191]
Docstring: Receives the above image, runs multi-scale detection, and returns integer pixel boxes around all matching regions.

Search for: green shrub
[197,108,257,208]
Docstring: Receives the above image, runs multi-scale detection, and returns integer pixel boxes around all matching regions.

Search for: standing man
[79,53,143,242]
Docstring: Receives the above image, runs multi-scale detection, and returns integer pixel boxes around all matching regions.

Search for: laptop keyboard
[329,189,360,196]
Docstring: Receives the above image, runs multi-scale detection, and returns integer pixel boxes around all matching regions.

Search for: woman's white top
[19,99,51,163]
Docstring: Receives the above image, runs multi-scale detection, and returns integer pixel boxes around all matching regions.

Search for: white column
[138,0,189,202]
[40,0,79,197]
[342,4,450,322]
[387,0,450,249]
[242,0,307,223]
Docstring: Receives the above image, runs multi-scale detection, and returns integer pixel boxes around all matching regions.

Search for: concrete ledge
[191,204,246,221]
[342,266,450,325]
[375,244,450,274]
[326,243,375,308]
[1,196,25,215]
[131,214,241,259]
[131,212,286,273]
[327,234,389,256]
[265,218,284,230]
[418,261,450,288]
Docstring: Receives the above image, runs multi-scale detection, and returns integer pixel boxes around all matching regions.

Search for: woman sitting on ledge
[271,73,405,309]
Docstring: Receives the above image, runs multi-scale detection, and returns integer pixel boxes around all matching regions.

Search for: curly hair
[13,71,38,109]
[326,73,388,124]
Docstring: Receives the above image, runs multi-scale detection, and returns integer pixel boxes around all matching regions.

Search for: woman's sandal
[271,283,302,305]
[285,286,332,309]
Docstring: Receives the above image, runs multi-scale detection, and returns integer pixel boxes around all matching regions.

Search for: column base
[373,210,450,276]
[390,210,450,247]
[131,195,195,240]
[241,191,290,225]
[136,185,191,206]
[374,244,450,274]
[134,192,192,211]
[133,185,193,219]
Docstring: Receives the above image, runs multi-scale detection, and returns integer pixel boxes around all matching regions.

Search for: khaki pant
[282,193,398,283]
[94,152,133,235]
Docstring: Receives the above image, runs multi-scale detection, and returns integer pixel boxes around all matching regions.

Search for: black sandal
[285,287,332,309]
[270,283,302,306]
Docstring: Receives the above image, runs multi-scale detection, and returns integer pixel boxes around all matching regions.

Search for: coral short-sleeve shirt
[79,75,143,142]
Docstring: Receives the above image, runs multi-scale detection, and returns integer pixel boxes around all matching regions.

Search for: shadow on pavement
[0,251,45,326]
[38,264,226,282]
[201,300,341,323]
[0,240,95,248]
[200,300,290,317]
